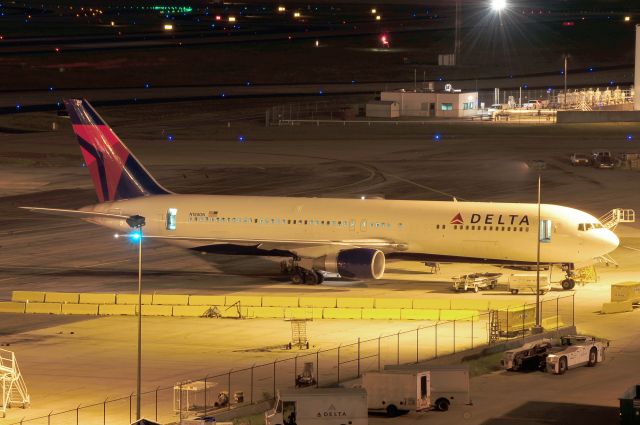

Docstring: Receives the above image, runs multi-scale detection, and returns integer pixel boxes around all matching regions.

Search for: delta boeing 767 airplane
[22,99,620,288]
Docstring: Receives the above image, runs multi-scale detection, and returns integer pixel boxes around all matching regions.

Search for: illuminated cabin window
[166,208,177,230]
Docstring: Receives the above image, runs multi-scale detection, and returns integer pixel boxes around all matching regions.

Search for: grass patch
[462,352,504,378]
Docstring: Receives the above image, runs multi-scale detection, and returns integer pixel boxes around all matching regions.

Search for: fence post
[129,392,133,424]
[179,382,183,424]
[471,314,474,349]
[272,362,276,399]
[155,387,159,422]
[506,307,509,340]
[556,297,559,331]
[416,328,419,363]
[397,332,400,365]
[103,398,108,425]
[435,323,438,358]
[453,320,456,354]
[572,293,575,326]
[357,338,361,377]
[316,351,320,388]
[294,356,298,388]
[76,404,80,425]
[522,304,526,341]
[337,345,341,384]
[49,410,53,425]
[251,365,255,404]
[377,336,381,371]
[204,376,208,417]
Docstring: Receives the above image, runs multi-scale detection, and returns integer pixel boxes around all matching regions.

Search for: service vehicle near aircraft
[358,371,431,416]
[264,388,368,425]
[545,335,608,375]
[452,272,501,292]
[508,274,551,294]
[502,339,553,371]
[570,153,590,166]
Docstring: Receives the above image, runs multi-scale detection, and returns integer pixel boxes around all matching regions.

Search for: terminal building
[367,88,479,119]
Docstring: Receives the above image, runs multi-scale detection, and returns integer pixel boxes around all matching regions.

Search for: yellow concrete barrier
[62,304,99,315]
[225,295,263,307]
[450,299,490,311]
[188,295,226,306]
[220,306,249,318]
[26,303,62,314]
[152,294,189,306]
[262,296,299,308]
[141,305,173,316]
[337,298,374,309]
[173,305,212,317]
[99,304,136,316]
[602,301,633,314]
[440,310,479,321]
[323,308,362,319]
[299,297,337,308]
[400,309,440,321]
[12,291,45,303]
[79,293,116,305]
[0,302,26,314]
[116,294,153,305]
[412,299,451,310]
[284,308,318,320]
[488,300,526,311]
[362,308,402,320]
[251,307,284,319]
[375,298,412,309]
[611,282,640,303]
[45,292,80,304]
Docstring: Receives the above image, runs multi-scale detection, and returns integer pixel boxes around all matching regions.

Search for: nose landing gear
[561,264,576,290]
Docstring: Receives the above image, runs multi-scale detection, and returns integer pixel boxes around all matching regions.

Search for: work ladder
[1,349,30,418]
[488,310,500,344]
[290,319,310,348]
[599,209,636,231]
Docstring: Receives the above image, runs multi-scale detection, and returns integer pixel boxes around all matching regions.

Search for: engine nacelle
[318,248,386,280]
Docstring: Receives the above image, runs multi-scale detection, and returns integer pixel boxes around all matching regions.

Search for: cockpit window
[578,222,603,231]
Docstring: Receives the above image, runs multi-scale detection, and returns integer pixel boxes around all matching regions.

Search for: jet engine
[316,248,386,280]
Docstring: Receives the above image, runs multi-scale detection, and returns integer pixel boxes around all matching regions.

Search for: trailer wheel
[510,289,518,295]
[435,398,450,412]
[386,405,399,417]
[558,357,568,375]
[587,347,597,367]
[473,285,479,293]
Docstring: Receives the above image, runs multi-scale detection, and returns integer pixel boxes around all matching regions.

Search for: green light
[149,5,192,13]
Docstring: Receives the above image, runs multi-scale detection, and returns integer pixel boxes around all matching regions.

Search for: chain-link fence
[9,294,575,425]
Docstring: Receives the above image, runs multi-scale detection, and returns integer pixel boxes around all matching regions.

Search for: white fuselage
[82,194,619,265]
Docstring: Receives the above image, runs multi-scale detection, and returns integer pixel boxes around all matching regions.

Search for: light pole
[533,176,543,334]
[126,215,146,420]
[563,55,569,108]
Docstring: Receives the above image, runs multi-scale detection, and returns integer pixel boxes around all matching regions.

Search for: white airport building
[368,88,479,119]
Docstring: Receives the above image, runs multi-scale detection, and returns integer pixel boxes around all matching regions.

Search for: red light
[215,15,221,21]
[562,21,575,26]
[54,47,60,53]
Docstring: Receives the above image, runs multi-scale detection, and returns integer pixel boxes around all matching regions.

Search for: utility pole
[564,55,568,108]
[533,176,543,334]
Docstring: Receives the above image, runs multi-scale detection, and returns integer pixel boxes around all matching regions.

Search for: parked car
[591,150,614,169]
[487,103,504,116]
[545,335,608,375]
[523,100,542,109]
[452,272,501,293]
[570,153,590,166]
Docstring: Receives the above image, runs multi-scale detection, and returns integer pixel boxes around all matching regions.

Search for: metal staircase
[599,209,636,231]
[1,349,30,418]
[488,310,500,344]
[290,319,310,349]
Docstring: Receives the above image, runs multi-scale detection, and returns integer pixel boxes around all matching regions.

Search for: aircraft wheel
[473,285,479,293]
[561,279,574,290]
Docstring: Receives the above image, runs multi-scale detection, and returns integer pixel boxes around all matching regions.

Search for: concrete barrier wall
[80,293,116,304]
[0,302,27,313]
[362,308,401,320]
[400,309,440,321]
[450,299,490,311]
[152,294,189,306]
[141,305,173,316]
[440,310,479,321]
[250,307,285,319]
[375,298,412,309]
[323,308,362,319]
[117,294,153,305]
[172,306,211,317]
[225,295,263,307]
[261,296,299,308]
[337,298,375,309]
[26,303,62,314]
[284,308,319,320]
[488,300,526,311]
[602,301,633,314]
[12,291,45,303]
[412,299,451,310]
[299,297,337,308]
[99,304,136,316]
[188,295,226,306]
[45,292,80,304]
[62,304,99,315]
[557,111,640,123]
[220,306,248,318]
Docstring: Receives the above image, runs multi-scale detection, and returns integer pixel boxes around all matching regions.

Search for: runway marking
[622,245,640,252]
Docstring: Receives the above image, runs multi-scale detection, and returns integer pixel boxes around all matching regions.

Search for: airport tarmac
[1,100,639,423]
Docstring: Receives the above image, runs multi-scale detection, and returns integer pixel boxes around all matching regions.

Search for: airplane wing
[20,206,131,220]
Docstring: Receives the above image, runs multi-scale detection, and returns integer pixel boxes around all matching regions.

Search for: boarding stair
[0,349,30,418]
[599,209,636,231]
[290,319,310,349]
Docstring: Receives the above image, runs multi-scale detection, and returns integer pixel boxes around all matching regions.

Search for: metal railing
[8,294,575,425]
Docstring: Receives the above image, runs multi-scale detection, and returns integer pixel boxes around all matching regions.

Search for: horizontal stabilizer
[20,206,131,220]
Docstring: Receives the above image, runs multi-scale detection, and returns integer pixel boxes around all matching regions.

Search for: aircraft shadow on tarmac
[479,401,618,425]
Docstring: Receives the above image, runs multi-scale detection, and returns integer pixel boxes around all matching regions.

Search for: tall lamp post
[126,215,146,420]
[563,54,569,108]
[533,176,543,333]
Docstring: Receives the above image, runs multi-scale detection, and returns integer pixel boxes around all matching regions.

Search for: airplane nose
[602,230,620,253]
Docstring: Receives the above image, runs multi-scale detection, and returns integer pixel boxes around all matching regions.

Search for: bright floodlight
[491,0,507,11]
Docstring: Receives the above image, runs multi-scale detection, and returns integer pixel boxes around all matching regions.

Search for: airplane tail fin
[64,99,170,202]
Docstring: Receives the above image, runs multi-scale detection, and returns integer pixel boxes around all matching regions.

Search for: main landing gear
[560,264,576,290]
[281,259,324,285]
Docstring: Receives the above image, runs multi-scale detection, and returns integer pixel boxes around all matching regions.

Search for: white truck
[264,388,368,425]
[358,371,430,416]
[545,335,608,375]
[383,366,470,412]
[508,274,551,295]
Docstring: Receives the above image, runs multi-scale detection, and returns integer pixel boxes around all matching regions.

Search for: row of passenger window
[187,216,398,229]
[436,224,530,232]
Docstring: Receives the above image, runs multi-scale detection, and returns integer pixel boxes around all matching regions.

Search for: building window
[441,103,453,111]
[463,102,475,110]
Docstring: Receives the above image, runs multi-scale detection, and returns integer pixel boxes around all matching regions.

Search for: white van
[508,274,550,295]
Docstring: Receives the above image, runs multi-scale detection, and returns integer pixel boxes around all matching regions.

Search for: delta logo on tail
[450,213,464,224]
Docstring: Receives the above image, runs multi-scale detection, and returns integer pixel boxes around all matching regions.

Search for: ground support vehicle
[265,388,368,425]
[570,153,590,166]
[359,371,430,416]
[545,335,608,375]
[508,274,551,295]
[452,273,501,293]
[382,366,471,412]
[502,339,553,371]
